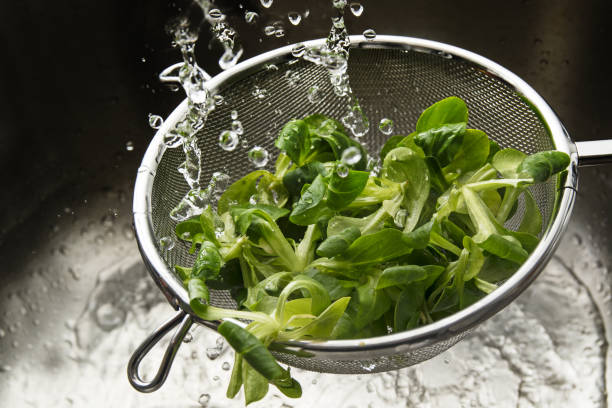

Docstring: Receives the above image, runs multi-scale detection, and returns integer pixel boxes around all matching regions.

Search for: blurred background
[0,0,611,407]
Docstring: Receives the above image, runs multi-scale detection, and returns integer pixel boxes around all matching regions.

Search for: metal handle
[575,140,612,166]
[159,62,212,84]
[127,310,193,392]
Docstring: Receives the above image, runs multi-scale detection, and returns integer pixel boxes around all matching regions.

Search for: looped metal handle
[159,62,212,84]
[127,310,193,392]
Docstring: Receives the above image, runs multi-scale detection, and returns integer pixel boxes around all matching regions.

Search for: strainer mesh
[149,47,556,372]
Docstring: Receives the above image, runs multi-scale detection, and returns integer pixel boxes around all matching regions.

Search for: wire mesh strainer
[129,36,612,392]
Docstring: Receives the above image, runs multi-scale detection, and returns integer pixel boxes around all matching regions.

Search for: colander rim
[133,35,578,357]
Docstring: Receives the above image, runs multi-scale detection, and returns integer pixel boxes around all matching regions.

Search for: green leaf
[396,132,426,157]
[242,361,269,405]
[187,277,210,304]
[218,321,298,391]
[277,274,331,318]
[282,162,326,199]
[192,241,222,280]
[304,268,355,300]
[275,119,311,166]
[492,148,526,178]
[479,255,519,283]
[316,226,361,258]
[226,354,243,399]
[402,221,434,249]
[479,234,529,264]
[394,284,425,331]
[463,236,485,281]
[380,134,405,160]
[218,170,268,214]
[518,190,542,236]
[175,216,203,242]
[416,96,469,132]
[517,150,570,183]
[349,276,393,330]
[340,228,414,265]
[327,168,369,210]
[424,156,450,193]
[414,123,466,167]
[443,129,490,174]
[289,175,333,226]
[376,265,428,289]
[278,297,351,340]
[382,146,430,232]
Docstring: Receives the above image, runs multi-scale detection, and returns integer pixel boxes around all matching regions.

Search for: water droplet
[363,29,376,40]
[245,11,258,24]
[206,347,221,360]
[95,303,126,331]
[230,110,238,120]
[285,70,301,87]
[307,85,322,104]
[198,393,211,407]
[274,28,285,38]
[333,0,347,8]
[266,63,278,71]
[291,43,306,57]
[101,214,115,228]
[341,146,362,166]
[260,0,273,8]
[349,2,364,16]
[379,118,394,135]
[208,8,223,20]
[211,172,231,194]
[159,236,175,251]
[125,141,134,151]
[311,378,318,384]
[213,94,224,105]
[336,163,349,178]
[183,332,193,343]
[288,11,302,26]
[212,375,220,381]
[0,328,5,338]
[222,361,231,370]
[342,105,369,137]
[248,146,269,167]
[251,86,268,99]
[163,130,183,148]
[394,209,408,228]
[231,120,244,135]
[148,114,164,129]
[264,25,276,36]
[219,130,239,151]
[67,267,81,281]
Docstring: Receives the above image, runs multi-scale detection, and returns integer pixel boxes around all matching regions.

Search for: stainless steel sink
[0,0,610,406]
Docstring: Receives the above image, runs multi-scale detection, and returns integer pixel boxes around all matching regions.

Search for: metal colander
[129,36,612,392]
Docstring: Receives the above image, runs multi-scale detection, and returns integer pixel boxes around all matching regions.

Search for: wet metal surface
[0,0,611,406]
